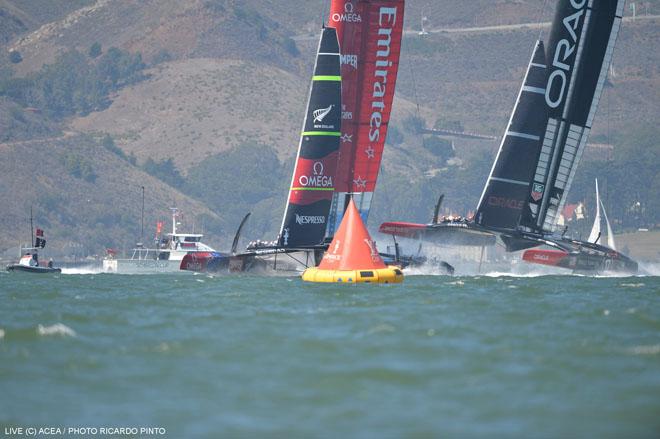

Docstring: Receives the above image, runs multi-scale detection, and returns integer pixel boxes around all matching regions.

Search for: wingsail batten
[325,0,405,236]
[277,27,342,248]
[524,0,625,233]
[475,40,548,231]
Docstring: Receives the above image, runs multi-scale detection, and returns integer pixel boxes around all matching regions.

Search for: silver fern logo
[313,105,333,123]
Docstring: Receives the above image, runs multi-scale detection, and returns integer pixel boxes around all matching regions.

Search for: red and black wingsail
[475,40,549,232]
[476,0,625,236]
[325,0,405,236]
[278,27,342,248]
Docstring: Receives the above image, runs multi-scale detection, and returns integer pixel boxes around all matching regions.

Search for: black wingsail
[277,27,342,248]
[522,0,625,233]
[475,41,549,231]
[476,0,625,238]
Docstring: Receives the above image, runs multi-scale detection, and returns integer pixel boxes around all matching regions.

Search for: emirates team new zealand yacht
[103,208,225,274]
[182,0,410,275]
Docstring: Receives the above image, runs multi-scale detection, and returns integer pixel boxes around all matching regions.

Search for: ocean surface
[1,270,659,438]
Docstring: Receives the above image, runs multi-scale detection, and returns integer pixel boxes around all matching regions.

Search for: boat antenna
[141,186,145,245]
[30,205,34,249]
[170,207,178,235]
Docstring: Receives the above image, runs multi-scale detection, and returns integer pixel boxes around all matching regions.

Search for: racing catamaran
[206,1,408,274]
[224,25,343,273]
[379,0,634,273]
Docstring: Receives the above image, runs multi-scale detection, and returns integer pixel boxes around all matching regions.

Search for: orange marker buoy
[302,199,403,284]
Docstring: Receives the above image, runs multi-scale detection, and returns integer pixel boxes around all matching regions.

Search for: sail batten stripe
[522,86,546,94]
[318,52,340,56]
[530,62,546,68]
[506,131,540,141]
[313,75,341,81]
[490,177,529,186]
[302,131,341,136]
[291,187,335,191]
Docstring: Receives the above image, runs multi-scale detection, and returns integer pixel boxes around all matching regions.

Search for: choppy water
[1,271,659,438]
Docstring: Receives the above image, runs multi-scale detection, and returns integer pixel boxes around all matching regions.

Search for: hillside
[71,58,306,170]
[0,134,223,258]
[0,0,658,257]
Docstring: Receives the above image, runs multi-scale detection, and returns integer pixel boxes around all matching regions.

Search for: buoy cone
[302,199,403,284]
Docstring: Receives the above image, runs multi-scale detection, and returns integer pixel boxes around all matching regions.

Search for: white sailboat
[588,179,616,250]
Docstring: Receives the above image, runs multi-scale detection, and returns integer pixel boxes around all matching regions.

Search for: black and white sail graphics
[476,0,625,236]
[475,41,549,231]
[278,27,342,248]
[522,0,625,233]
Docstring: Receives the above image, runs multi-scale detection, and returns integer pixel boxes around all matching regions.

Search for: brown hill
[70,58,306,172]
[5,0,306,75]
[0,135,223,256]
[0,0,658,255]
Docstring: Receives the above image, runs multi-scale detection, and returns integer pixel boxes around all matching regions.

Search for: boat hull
[7,264,61,274]
[379,222,497,247]
[102,258,184,274]
[523,245,638,275]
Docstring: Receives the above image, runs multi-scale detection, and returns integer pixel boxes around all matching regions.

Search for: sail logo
[531,183,544,202]
[488,196,524,210]
[545,0,586,109]
[295,214,326,225]
[340,54,358,69]
[342,104,353,120]
[368,7,398,143]
[331,1,362,23]
[298,162,333,188]
[313,105,333,123]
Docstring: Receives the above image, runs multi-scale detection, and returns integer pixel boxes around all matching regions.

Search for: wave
[37,323,76,337]
[628,345,660,356]
[638,262,660,276]
[61,266,102,275]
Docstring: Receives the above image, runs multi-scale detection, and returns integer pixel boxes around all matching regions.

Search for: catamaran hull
[523,247,638,275]
[177,248,319,275]
[380,221,496,247]
[102,258,185,274]
[6,265,61,274]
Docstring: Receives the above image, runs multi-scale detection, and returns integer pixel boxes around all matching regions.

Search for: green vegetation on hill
[184,142,289,239]
[0,47,145,118]
[570,124,660,231]
[0,0,657,256]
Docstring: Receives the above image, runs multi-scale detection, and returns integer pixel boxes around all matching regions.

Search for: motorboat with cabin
[102,208,226,274]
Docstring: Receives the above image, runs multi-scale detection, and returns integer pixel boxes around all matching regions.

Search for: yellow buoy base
[302,266,404,284]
